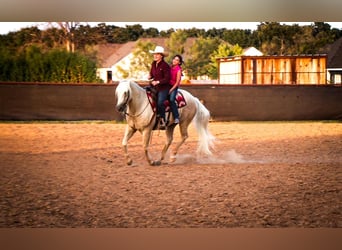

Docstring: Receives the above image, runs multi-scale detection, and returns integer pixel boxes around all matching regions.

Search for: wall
[0,82,341,121]
[0,83,119,121]
[185,84,342,121]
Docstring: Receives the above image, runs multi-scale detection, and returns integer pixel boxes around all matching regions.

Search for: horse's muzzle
[116,103,127,113]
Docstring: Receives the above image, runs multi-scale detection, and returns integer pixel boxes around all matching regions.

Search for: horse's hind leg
[170,123,189,163]
[122,126,136,165]
[160,125,175,163]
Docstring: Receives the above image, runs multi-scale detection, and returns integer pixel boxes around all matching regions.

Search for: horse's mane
[125,80,143,93]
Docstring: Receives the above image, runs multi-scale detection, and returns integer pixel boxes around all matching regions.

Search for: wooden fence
[218,55,327,84]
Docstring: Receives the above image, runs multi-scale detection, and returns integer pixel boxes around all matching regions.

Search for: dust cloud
[173,149,263,164]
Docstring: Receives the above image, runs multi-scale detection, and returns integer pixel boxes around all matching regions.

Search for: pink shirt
[170,65,182,86]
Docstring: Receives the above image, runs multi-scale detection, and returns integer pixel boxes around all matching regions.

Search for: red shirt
[149,59,171,91]
[170,65,182,86]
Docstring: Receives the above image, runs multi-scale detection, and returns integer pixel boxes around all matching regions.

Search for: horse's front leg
[142,129,159,166]
[122,125,136,165]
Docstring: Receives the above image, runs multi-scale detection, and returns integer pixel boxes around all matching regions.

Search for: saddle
[145,86,187,130]
[145,87,187,113]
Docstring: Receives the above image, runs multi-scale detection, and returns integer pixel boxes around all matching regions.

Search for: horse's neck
[128,82,148,113]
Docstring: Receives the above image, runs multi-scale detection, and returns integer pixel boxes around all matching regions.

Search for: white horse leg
[142,128,158,166]
[122,126,136,165]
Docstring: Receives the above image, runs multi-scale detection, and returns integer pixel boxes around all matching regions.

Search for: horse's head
[115,81,131,113]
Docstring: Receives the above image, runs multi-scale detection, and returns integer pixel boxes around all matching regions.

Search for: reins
[124,100,150,118]
[119,81,159,145]
[123,89,150,118]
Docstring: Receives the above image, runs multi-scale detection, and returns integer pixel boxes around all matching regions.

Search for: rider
[169,54,183,124]
[148,45,171,129]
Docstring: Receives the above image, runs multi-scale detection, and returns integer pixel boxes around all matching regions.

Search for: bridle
[121,89,150,118]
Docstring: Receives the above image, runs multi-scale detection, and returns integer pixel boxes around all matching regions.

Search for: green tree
[311,22,338,51]
[24,45,45,82]
[123,40,155,80]
[222,29,255,48]
[185,28,206,38]
[0,45,100,83]
[53,22,80,53]
[41,27,65,50]
[206,28,225,38]
[254,22,342,55]
[185,37,221,79]
[160,28,175,38]
[142,27,160,38]
[166,29,188,56]
[208,43,243,79]
[126,24,144,41]
[0,45,15,81]
[74,24,106,51]
[256,22,288,55]
[45,50,99,83]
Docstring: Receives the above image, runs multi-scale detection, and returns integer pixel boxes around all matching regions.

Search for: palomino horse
[115,80,214,166]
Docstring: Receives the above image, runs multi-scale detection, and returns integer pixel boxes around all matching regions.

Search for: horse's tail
[193,97,215,156]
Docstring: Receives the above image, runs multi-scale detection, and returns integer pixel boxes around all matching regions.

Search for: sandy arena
[0,121,341,227]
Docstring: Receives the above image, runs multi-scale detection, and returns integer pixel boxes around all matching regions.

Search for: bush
[0,45,101,83]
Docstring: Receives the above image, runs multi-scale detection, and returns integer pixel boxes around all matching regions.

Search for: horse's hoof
[150,160,161,166]
[169,155,176,163]
[127,159,133,165]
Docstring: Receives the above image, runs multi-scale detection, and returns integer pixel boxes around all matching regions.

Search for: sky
[1,22,342,35]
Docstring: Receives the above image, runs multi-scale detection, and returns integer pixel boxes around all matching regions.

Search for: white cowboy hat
[149,46,169,56]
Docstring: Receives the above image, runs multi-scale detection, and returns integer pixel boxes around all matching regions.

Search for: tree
[185,28,206,38]
[143,27,160,38]
[256,22,288,55]
[208,43,243,79]
[41,27,65,50]
[0,45,100,83]
[125,24,144,41]
[0,44,16,81]
[24,45,45,82]
[185,37,221,79]
[311,22,337,51]
[74,24,106,51]
[160,28,175,38]
[206,28,228,39]
[166,29,188,56]
[52,22,80,52]
[254,22,342,55]
[45,49,101,83]
[123,40,155,80]
[221,29,255,48]
[1,22,341,82]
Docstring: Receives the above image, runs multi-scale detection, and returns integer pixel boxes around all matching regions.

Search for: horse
[115,80,215,166]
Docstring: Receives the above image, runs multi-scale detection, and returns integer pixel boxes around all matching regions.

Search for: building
[95,37,206,83]
[242,47,263,56]
[96,38,167,83]
[96,42,136,83]
[217,54,327,84]
[321,37,342,84]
